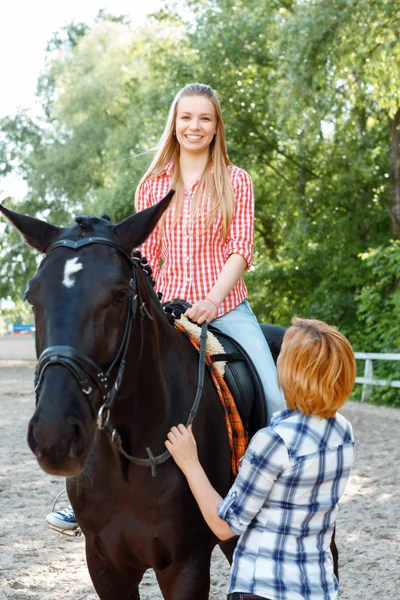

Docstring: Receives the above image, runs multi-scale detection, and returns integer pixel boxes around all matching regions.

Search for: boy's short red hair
[277,318,356,419]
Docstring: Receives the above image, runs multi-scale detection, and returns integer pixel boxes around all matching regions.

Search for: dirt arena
[1,362,399,599]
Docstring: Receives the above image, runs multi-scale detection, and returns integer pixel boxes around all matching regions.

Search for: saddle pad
[176,316,227,376]
[175,320,248,475]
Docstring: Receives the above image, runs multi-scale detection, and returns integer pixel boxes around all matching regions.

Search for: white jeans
[211,300,286,425]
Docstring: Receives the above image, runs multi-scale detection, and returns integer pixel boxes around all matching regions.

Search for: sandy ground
[0,362,399,600]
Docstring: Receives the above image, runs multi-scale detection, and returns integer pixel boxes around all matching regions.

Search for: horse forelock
[74,214,113,230]
[58,215,114,242]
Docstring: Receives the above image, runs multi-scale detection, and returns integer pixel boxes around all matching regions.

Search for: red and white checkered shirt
[136,161,254,316]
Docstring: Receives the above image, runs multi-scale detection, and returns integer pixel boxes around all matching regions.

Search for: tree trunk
[389,107,400,236]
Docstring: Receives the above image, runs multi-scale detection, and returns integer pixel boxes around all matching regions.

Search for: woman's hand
[184,298,218,324]
[165,424,199,474]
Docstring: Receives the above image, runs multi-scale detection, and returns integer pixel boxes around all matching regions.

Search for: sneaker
[46,504,78,530]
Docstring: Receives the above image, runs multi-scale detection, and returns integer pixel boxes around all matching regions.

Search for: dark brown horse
[0,196,338,599]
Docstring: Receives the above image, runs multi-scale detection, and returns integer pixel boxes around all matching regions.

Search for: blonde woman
[46,82,285,532]
[166,318,356,600]
[136,82,285,419]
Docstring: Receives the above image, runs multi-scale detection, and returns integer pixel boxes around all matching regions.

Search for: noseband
[34,236,207,476]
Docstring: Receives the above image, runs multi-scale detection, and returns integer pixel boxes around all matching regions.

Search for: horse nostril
[68,419,86,457]
[27,421,36,452]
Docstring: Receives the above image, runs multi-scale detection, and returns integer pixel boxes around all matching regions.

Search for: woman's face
[175,95,217,155]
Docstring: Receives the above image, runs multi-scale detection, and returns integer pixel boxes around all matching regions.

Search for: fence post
[361,358,373,403]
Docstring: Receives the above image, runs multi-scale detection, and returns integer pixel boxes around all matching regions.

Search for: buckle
[96,404,110,429]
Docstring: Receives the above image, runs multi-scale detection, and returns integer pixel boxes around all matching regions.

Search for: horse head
[0,192,174,476]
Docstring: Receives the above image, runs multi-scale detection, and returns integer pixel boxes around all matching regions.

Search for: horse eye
[112,290,129,304]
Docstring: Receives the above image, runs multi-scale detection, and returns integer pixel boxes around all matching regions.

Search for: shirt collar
[163,159,175,178]
[270,408,297,426]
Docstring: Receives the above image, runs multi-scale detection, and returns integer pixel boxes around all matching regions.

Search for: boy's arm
[166,424,288,538]
[181,461,236,541]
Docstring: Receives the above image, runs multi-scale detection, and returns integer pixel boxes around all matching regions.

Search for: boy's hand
[165,424,199,474]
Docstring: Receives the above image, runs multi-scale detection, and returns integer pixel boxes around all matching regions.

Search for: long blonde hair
[277,318,356,419]
[135,83,235,238]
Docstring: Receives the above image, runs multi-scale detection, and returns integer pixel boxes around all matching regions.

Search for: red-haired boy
[166,318,356,600]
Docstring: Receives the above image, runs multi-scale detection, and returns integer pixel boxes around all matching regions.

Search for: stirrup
[48,524,82,537]
[48,488,82,538]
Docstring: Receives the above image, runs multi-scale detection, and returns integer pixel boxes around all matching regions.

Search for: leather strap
[47,237,132,263]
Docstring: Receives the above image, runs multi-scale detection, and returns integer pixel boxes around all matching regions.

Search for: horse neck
[111,300,187,441]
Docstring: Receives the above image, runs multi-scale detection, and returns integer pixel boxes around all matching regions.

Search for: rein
[34,236,208,477]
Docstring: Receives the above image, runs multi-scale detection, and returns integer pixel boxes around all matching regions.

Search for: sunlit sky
[0,0,163,200]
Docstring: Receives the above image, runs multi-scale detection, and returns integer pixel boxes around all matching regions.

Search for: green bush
[352,241,400,407]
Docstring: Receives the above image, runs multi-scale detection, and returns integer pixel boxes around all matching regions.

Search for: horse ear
[114,190,175,250]
[0,204,61,253]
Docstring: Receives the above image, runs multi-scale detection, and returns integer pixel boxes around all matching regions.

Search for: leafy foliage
[353,240,400,405]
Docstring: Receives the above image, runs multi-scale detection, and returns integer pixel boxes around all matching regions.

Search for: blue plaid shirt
[218,409,354,600]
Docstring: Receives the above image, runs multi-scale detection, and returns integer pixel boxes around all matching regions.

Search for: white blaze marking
[63,257,83,288]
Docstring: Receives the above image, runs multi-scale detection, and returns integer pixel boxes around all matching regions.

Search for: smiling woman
[175,96,217,160]
[134,82,285,421]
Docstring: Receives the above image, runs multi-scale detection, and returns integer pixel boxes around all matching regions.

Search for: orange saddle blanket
[175,321,248,476]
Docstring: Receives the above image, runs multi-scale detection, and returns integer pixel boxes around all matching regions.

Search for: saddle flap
[208,327,267,438]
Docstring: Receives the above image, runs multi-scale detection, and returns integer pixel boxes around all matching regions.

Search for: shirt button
[186,234,190,238]
[186,256,190,261]
[187,278,190,282]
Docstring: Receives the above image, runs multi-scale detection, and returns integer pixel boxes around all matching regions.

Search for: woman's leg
[211,301,286,424]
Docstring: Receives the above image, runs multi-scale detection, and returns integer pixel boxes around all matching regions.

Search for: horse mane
[75,214,112,230]
[75,216,94,230]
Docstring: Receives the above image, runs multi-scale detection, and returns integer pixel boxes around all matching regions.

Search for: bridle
[34,236,207,476]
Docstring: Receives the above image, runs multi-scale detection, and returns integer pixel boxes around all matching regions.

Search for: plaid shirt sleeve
[136,180,162,280]
[218,429,288,535]
[225,169,254,270]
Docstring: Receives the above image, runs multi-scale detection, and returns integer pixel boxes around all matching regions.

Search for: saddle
[209,324,285,438]
[162,300,286,439]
